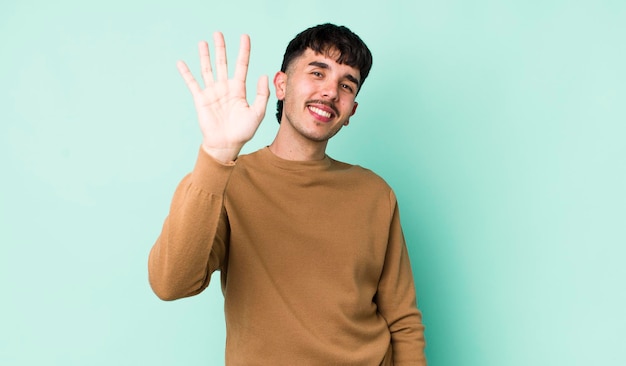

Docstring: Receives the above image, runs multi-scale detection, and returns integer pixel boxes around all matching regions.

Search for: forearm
[148,148,233,300]
[378,191,427,365]
[389,308,427,365]
[384,256,427,365]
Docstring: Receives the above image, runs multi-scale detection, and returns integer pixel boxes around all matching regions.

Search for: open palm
[177,32,270,162]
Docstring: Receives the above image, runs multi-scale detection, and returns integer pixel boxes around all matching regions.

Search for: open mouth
[308,106,333,119]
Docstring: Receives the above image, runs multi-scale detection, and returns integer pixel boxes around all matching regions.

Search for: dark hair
[275,23,373,123]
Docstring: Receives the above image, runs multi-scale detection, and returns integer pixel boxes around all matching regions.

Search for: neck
[269,124,328,161]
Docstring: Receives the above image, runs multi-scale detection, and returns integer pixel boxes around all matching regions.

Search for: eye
[312,71,323,77]
[341,84,355,93]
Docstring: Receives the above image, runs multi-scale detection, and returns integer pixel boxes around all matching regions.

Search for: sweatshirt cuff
[190,146,236,194]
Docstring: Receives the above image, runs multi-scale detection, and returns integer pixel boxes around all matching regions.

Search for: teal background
[1,0,624,365]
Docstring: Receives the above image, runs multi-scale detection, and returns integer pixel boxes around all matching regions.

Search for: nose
[321,79,339,100]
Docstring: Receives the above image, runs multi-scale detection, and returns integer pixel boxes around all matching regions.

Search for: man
[149,23,427,365]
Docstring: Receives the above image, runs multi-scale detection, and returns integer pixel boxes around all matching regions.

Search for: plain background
[1,0,624,365]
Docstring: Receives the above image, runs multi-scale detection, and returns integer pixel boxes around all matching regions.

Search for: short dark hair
[276,23,373,123]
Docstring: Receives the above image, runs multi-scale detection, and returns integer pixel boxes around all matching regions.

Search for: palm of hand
[177,32,270,161]
[194,78,263,148]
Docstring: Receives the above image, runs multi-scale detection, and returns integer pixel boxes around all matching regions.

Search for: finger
[213,32,228,82]
[176,60,202,96]
[198,40,214,87]
[233,34,251,83]
[251,75,270,119]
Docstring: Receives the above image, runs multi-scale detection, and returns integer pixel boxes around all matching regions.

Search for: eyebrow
[308,61,360,88]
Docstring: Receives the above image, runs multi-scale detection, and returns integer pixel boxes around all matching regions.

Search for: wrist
[201,144,242,164]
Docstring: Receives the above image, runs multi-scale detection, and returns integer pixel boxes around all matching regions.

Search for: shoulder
[235,148,265,163]
[329,157,393,195]
[230,148,268,172]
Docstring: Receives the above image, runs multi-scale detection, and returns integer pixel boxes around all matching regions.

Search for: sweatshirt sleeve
[376,190,427,365]
[148,147,234,301]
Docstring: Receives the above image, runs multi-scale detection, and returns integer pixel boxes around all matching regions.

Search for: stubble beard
[283,99,344,143]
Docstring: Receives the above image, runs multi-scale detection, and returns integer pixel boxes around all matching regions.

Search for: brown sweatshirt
[149,147,426,365]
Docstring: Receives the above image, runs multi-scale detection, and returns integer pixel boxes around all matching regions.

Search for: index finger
[233,34,251,83]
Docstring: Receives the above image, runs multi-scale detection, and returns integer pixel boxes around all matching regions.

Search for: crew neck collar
[260,146,332,171]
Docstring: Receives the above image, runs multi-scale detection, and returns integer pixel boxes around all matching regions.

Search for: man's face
[274,48,360,143]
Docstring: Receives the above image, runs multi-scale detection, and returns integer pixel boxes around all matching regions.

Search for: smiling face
[274,48,360,144]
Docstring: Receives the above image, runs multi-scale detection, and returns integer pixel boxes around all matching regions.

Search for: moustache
[306,100,339,116]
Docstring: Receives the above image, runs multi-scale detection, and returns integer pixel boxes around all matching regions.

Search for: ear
[350,102,358,116]
[274,71,287,100]
[344,102,359,126]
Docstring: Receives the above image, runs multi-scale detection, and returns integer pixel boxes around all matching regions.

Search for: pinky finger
[177,60,202,96]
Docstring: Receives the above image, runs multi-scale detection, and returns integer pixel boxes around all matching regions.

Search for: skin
[270,49,360,161]
[176,32,360,163]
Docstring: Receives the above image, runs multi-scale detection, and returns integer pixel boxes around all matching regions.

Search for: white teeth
[309,106,332,118]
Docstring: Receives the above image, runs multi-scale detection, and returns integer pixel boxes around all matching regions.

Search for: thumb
[251,75,270,119]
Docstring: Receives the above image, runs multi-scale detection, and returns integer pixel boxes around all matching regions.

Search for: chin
[306,129,341,142]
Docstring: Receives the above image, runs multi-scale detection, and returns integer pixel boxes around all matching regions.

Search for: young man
[149,23,427,365]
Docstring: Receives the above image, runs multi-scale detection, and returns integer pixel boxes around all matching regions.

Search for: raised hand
[177,32,270,163]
